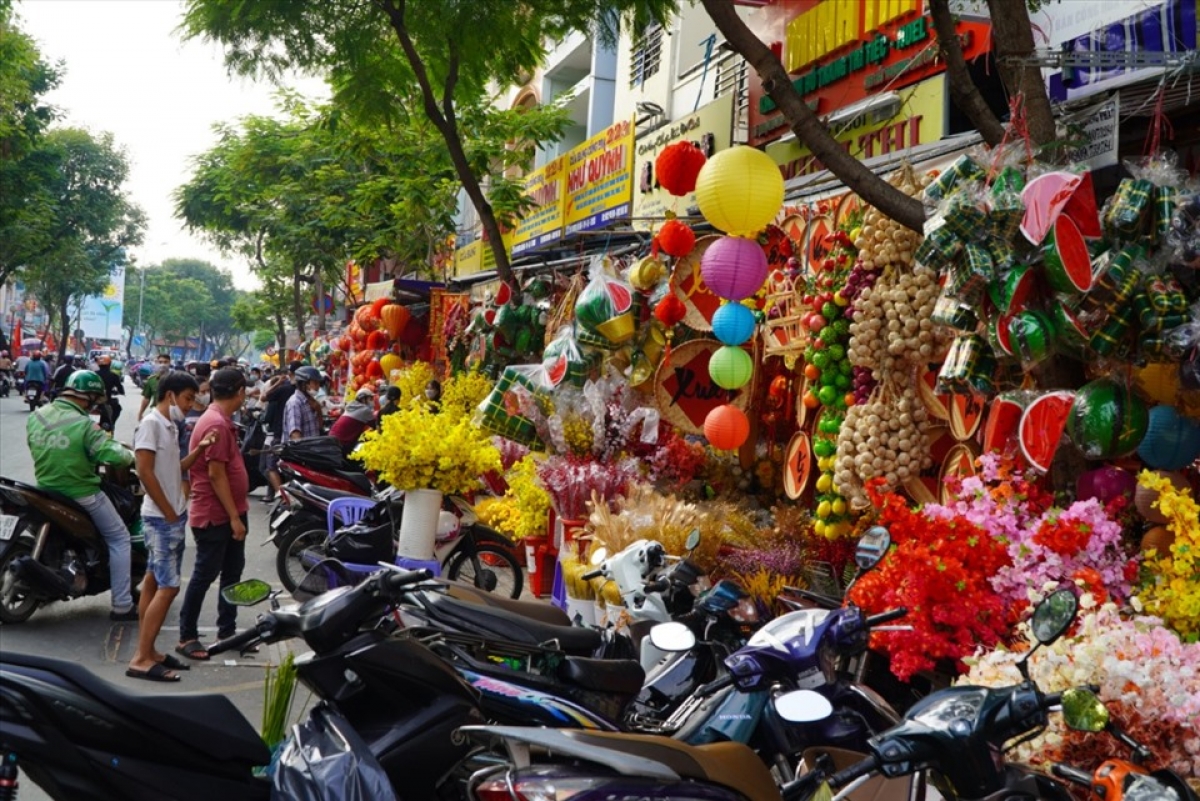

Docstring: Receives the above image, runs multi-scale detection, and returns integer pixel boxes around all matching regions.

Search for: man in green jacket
[26,370,139,621]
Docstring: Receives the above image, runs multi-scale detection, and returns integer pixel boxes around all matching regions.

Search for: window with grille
[630,25,664,88]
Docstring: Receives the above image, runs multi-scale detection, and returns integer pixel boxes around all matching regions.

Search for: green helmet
[64,369,105,395]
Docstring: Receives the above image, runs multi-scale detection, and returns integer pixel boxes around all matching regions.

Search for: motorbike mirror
[1031,589,1079,645]
[648,622,697,652]
[1061,687,1109,733]
[684,528,701,552]
[590,547,608,566]
[775,690,834,723]
[854,526,891,571]
[221,578,272,606]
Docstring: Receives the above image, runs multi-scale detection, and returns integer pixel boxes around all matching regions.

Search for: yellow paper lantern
[695,146,784,237]
[379,352,403,377]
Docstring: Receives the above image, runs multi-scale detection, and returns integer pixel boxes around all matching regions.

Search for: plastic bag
[542,326,592,387]
[574,261,636,345]
[476,365,551,447]
[271,707,398,801]
[1167,192,1200,268]
[922,153,986,207]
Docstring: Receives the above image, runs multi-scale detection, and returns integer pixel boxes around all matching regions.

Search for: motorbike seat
[441,579,572,626]
[1,652,270,767]
[6,480,85,514]
[557,656,645,695]
[338,471,373,493]
[300,483,365,503]
[424,593,602,656]
[567,730,781,801]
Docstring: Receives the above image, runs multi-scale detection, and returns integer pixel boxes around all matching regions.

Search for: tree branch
[929,0,1004,147]
[985,0,1056,147]
[700,0,925,232]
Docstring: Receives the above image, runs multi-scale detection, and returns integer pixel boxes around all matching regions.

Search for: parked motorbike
[280,489,524,599]
[0,568,495,801]
[458,589,1086,801]
[1050,687,1198,801]
[0,466,147,623]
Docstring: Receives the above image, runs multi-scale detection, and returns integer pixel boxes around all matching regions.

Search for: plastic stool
[395,556,442,577]
[327,496,377,537]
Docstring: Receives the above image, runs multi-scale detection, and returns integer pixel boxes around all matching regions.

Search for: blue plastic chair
[326,496,378,538]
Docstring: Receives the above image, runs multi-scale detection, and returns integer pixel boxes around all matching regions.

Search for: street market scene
[0,0,1198,800]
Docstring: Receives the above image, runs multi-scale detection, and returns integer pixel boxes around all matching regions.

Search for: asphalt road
[0,379,299,800]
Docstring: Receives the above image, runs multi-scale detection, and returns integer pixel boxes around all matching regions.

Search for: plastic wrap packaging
[937,334,996,395]
[914,224,963,271]
[931,292,978,332]
[1167,192,1200,268]
[1103,178,1155,241]
[1006,309,1058,369]
[574,265,636,346]
[945,243,993,307]
[271,707,398,801]
[542,326,594,387]
[1082,244,1147,316]
[477,364,550,447]
[939,184,989,241]
[987,166,1026,245]
[922,153,987,206]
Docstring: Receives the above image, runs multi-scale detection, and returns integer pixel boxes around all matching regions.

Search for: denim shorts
[143,514,187,588]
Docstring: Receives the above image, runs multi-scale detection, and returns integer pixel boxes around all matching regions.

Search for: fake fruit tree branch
[379,0,515,287]
[699,0,926,233]
[929,0,1004,148]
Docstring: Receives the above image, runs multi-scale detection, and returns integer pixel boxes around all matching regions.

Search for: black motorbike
[0,466,147,624]
[0,568,492,801]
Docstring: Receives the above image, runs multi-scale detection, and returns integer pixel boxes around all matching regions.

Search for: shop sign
[1037,0,1197,103]
[632,94,734,231]
[747,0,989,146]
[453,229,514,278]
[510,156,567,256]
[765,74,945,182]
[1059,94,1120,171]
[345,261,364,305]
[564,117,636,235]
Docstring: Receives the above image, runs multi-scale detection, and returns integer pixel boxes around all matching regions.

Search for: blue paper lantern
[712,302,756,346]
[1137,405,1200,471]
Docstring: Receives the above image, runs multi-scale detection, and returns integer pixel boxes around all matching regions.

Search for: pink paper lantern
[1076,466,1136,504]
[700,236,768,301]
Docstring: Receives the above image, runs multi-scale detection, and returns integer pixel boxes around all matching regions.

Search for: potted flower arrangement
[353,402,500,558]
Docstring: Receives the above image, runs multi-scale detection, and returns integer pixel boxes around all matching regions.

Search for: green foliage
[0,7,62,286]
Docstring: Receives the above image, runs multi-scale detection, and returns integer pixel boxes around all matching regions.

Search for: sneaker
[110,608,139,622]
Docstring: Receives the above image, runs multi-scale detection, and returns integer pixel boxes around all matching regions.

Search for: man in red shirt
[176,368,249,661]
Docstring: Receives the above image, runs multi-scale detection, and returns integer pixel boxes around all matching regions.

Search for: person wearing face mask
[126,371,217,682]
[424,379,442,412]
[283,366,324,441]
[139,354,174,420]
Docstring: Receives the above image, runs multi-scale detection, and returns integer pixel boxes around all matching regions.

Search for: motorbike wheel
[445,542,524,600]
[276,528,328,594]
[0,538,39,624]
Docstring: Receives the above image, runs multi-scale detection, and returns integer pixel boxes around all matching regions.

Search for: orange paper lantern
[704,404,750,451]
[657,219,696,258]
[355,305,380,331]
[381,303,411,340]
[338,335,353,352]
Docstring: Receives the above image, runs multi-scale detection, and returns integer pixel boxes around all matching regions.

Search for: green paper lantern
[709,345,753,390]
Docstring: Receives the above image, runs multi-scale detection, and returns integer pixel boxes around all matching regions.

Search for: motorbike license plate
[270,510,291,531]
[0,515,18,541]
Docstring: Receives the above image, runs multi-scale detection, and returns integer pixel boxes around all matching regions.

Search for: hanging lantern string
[988,93,1033,180]
[1143,83,1173,157]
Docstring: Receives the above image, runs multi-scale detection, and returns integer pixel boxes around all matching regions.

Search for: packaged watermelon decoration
[543,326,593,388]
[575,270,636,345]
[1067,378,1150,460]
[1019,391,1075,473]
[1006,310,1057,367]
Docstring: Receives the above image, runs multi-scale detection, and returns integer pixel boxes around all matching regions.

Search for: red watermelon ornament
[657,219,696,258]
[656,141,707,197]
[1019,390,1075,473]
[495,282,514,306]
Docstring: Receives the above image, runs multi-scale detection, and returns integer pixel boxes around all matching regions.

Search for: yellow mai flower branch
[1135,470,1200,642]
[353,403,501,497]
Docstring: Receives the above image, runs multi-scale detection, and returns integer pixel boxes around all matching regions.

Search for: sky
[16,0,328,291]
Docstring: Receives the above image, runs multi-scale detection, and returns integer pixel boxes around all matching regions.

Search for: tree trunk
[291,272,306,341]
[985,0,1056,147]
[314,270,326,332]
[700,0,926,232]
[57,298,70,362]
[379,0,515,286]
[275,311,286,363]
[929,0,1005,147]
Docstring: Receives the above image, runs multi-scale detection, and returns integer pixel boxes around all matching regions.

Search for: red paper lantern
[704,404,750,451]
[654,293,687,327]
[369,297,390,318]
[366,359,384,379]
[366,330,390,350]
[656,141,707,197]
[657,219,696,258]
[338,335,352,352]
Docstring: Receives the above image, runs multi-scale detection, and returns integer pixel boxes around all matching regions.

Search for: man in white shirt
[126,371,217,682]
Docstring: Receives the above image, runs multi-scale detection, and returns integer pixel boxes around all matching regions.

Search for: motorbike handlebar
[1050,764,1093,787]
[696,673,734,696]
[207,625,265,657]
[865,607,908,627]
[783,586,843,609]
[644,577,671,594]
[379,568,433,595]
[581,569,603,581]
[827,753,882,789]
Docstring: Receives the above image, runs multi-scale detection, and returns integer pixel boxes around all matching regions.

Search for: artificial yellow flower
[1135,470,1200,641]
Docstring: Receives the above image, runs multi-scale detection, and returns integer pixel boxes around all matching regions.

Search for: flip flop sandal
[126,663,181,683]
[159,654,191,671]
[175,641,210,661]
